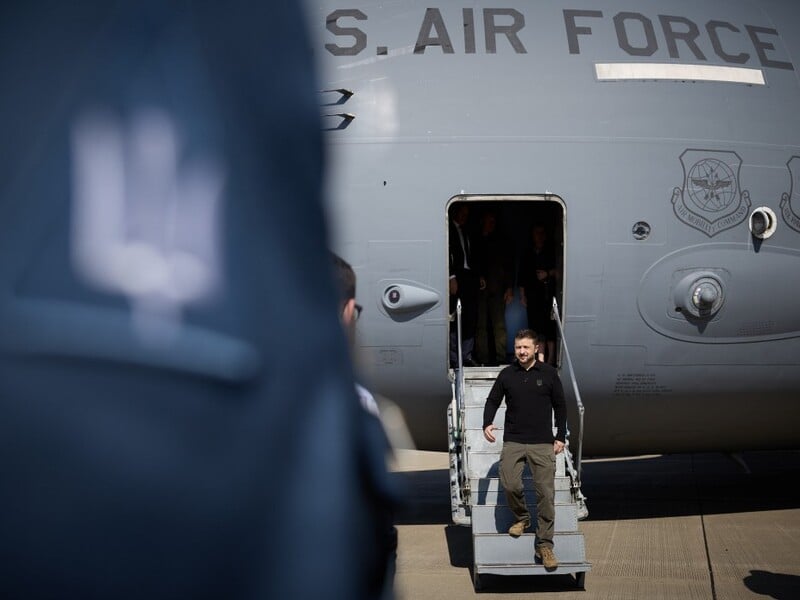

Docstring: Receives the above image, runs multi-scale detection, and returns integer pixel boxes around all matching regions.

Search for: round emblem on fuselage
[687,158,737,214]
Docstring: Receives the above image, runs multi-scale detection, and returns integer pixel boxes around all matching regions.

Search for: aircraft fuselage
[307,0,800,454]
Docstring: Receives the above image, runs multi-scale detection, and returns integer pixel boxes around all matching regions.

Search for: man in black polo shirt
[483,329,567,569]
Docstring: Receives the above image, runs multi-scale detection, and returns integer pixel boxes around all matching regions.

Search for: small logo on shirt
[537,379,543,386]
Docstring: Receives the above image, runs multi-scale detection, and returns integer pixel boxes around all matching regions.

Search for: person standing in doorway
[474,210,513,366]
[449,203,479,367]
[520,224,559,365]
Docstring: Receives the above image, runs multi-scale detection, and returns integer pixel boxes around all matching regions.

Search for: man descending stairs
[481,331,566,572]
[448,351,591,590]
[466,433,589,590]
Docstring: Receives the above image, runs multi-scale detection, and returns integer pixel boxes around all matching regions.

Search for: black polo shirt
[483,361,567,444]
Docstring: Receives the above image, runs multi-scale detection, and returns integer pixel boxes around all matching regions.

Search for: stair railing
[551,297,585,489]
[455,299,465,434]
[455,300,471,504]
[448,299,471,517]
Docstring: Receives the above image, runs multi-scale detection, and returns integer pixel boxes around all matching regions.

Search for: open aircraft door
[446,195,565,369]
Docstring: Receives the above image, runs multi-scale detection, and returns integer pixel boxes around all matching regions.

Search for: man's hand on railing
[483,424,496,443]
[554,440,565,455]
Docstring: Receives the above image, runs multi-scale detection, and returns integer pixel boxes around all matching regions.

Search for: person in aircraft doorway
[482,329,567,570]
[449,203,480,367]
[473,210,514,366]
[520,224,559,365]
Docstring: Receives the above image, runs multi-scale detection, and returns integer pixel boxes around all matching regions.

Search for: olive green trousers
[499,441,556,549]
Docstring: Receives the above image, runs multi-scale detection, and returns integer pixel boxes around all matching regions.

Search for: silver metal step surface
[465,427,563,452]
[471,476,572,496]
[465,427,507,452]
[465,405,504,430]
[474,563,592,578]
[464,380,496,407]
[471,503,578,534]
[462,366,504,380]
[474,531,586,566]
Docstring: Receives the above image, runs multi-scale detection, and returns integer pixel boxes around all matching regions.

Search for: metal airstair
[448,299,591,590]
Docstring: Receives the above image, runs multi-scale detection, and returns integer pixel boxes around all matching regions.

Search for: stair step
[465,405,504,429]
[465,406,562,442]
[474,531,586,566]
[471,503,578,534]
[465,427,505,451]
[474,563,592,578]
[465,427,508,451]
[464,382,496,407]
[461,366,504,380]
[473,487,573,505]
[465,430,565,454]
[471,476,572,494]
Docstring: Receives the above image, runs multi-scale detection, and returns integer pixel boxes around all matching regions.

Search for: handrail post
[552,297,585,487]
[454,299,471,504]
[456,299,464,371]
[455,299,464,433]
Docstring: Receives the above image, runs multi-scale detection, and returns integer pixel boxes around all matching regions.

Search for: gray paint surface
[307,0,800,454]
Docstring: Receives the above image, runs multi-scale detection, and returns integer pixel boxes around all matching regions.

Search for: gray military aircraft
[306,0,800,456]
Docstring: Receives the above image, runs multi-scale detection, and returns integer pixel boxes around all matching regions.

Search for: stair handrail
[450,299,470,524]
[455,299,465,431]
[454,299,471,504]
[551,297,585,487]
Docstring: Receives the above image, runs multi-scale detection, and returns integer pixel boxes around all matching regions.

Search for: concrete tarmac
[390,449,800,599]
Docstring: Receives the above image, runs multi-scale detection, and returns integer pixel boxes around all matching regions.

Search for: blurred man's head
[532,224,547,248]
[331,253,361,333]
[452,204,469,226]
[481,211,496,235]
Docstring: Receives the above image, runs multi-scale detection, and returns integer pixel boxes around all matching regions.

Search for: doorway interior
[447,195,565,367]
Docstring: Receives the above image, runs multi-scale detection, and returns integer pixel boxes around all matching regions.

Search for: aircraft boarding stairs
[448,367,591,590]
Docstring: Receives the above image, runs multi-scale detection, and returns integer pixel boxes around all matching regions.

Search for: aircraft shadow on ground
[581,450,800,521]
[394,450,800,525]
[393,469,452,526]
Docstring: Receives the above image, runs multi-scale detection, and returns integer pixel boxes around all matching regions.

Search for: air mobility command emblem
[671,150,751,236]
[780,156,800,233]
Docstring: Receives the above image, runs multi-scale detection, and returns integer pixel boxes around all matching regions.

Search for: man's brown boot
[507,519,530,537]
[535,546,559,569]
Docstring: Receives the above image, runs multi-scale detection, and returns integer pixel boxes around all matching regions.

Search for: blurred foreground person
[331,253,399,599]
[0,2,386,598]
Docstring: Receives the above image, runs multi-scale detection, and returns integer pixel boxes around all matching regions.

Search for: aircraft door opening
[447,196,565,369]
